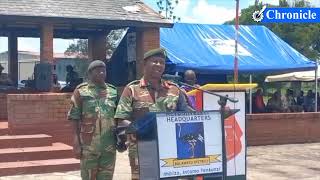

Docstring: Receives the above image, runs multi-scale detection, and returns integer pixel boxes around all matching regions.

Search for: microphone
[162,74,239,103]
[162,74,182,83]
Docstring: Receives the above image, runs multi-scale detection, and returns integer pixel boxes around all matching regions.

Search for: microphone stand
[178,82,238,180]
[178,81,239,104]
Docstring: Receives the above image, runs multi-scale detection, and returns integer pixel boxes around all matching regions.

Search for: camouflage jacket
[68,82,118,144]
[114,77,193,121]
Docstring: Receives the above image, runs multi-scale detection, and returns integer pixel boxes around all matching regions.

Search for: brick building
[0,0,172,175]
[0,0,172,86]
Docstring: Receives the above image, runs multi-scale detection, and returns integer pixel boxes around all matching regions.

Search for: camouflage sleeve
[67,89,82,121]
[177,90,195,112]
[114,86,133,120]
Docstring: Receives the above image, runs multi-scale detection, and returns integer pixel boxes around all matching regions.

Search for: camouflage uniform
[114,77,193,179]
[68,82,117,180]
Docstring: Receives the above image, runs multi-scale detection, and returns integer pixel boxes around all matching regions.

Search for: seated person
[61,65,81,92]
[180,69,200,92]
[297,90,304,106]
[266,91,282,113]
[283,89,297,112]
[0,64,13,86]
[304,90,315,112]
[318,92,320,111]
[252,88,265,113]
[180,70,200,109]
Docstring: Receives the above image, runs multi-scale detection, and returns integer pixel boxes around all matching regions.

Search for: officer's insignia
[98,90,107,99]
[139,90,150,97]
[167,102,176,110]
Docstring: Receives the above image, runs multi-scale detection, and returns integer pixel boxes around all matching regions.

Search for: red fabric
[195,91,203,111]
[225,114,243,161]
[255,95,265,109]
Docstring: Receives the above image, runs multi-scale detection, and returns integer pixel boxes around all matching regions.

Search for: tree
[156,0,181,22]
[65,39,88,57]
[64,29,126,58]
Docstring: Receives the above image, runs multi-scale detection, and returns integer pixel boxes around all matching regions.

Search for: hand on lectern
[116,133,127,152]
[114,120,131,152]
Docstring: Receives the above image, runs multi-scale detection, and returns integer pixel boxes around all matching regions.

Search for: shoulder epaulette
[106,83,116,89]
[166,80,179,87]
[76,82,88,89]
[127,80,140,86]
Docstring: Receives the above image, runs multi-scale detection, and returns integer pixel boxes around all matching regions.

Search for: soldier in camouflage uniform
[114,48,194,180]
[68,60,117,180]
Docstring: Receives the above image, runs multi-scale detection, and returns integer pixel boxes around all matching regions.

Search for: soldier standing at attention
[114,48,194,180]
[68,60,118,180]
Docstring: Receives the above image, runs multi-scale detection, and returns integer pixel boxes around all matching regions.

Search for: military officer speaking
[68,60,118,180]
[114,48,194,180]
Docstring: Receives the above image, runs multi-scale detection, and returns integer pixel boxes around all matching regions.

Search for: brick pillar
[40,23,53,62]
[135,28,160,79]
[8,33,18,86]
[39,23,54,91]
[88,33,106,61]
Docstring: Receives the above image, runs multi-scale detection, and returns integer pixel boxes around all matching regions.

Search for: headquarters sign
[156,111,223,178]
[252,6,320,23]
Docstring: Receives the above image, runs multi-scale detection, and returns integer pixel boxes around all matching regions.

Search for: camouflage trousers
[128,143,139,180]
[128,134,139,180]
[80,131,116,180]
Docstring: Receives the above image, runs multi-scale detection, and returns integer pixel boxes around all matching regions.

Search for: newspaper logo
[252,5,267,22]
[252,6,319,23]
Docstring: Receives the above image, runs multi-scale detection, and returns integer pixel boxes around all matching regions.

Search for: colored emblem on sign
[161,122,221,168]
[176,122,205,159]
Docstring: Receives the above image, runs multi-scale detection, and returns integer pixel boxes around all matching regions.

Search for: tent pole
[234,0,240,83]
[316,62,318,112]
[249,74,252,114]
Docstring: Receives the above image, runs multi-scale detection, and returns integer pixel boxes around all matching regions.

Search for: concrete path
[1,143,320,180]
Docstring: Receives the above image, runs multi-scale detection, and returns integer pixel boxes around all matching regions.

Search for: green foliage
[156,0,181,22]
[65,39,88,57]
[64,29,126,58]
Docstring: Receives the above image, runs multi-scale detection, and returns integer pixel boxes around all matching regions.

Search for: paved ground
[1,143,320,180]
[247,143,320,180]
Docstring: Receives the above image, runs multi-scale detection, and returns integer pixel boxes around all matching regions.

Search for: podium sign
[156,111,223,178]
[203,92,246,179]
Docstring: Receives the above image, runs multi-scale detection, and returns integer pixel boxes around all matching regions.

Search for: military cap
[87,60,106,72]
[143,48,167,60]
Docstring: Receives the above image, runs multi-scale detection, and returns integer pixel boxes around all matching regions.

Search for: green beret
[88,60,106,72]
[143,48,167,60]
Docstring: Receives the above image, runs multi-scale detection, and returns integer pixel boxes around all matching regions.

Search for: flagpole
[234,0,240,83]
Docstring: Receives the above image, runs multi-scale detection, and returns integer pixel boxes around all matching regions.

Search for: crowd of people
[252,88,320,113]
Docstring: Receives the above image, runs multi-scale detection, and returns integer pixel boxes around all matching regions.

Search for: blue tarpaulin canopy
[160,23,316,74]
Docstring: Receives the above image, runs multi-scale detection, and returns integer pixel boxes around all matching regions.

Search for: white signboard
[157,111,223,178]
[127,32,136,62]
[204,38,252,56]
[203,92,246,176]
